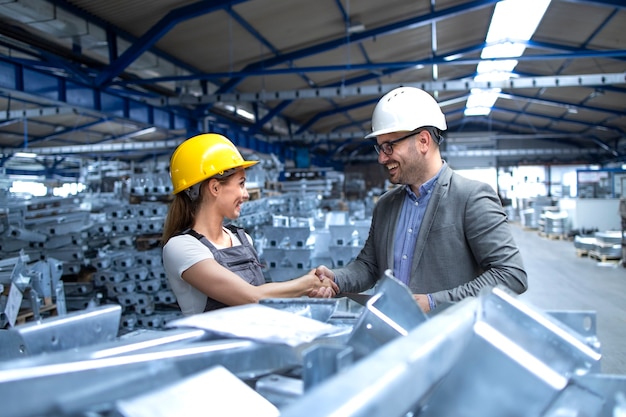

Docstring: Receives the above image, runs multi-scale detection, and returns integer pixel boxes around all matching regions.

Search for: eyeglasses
[373,129,424,155]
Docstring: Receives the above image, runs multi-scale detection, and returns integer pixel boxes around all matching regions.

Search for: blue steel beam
[555,9,620,75]
[499,92,625,126]
[223,1,363,138]
[48,0,205,77]
[302,71,626,137]
[291,99,619,156]
[121,49,626,83]
[93,0,250,87]
[216,0,501,93]
[560,0,626,9]
[116,35,626,87]
[0,58,209,155]
[225,7,326,136]
[297,98,380,133]
[490,106,623,142]
[450,118,622,161]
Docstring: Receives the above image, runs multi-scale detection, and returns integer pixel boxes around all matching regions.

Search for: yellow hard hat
[169,133,258,194]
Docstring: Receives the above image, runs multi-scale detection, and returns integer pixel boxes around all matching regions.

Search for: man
[315,86,527,312]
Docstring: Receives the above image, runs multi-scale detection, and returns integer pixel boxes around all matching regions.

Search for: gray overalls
[185,225,265,311]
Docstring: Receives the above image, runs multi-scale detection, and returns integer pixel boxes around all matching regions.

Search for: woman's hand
[307,266,339,298]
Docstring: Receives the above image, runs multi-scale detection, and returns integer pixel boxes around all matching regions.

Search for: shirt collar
[404,161,446,200]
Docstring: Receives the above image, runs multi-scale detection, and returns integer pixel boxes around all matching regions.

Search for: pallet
[538,232,568,241]
[16,298,57,325]
[265,181,283,192]
[248,187,261,201]
[576,249,589,257]
[129,194,174,204]
[588,250,621,263]
[135,233,162,251]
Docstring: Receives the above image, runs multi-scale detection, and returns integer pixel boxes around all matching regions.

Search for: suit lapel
[409,165,452,282]
[385,187,405,269]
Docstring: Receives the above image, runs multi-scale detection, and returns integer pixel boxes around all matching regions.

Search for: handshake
[306,265,339,298]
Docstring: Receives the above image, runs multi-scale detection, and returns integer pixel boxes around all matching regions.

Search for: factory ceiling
[0,0,625,178]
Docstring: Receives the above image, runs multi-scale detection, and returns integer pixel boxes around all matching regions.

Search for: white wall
[559,198,621,231]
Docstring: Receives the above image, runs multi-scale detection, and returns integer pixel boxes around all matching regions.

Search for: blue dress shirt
[392,164,445,309]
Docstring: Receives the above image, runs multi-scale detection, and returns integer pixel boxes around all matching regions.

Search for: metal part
[342,292,373,306]
[259,298,339,323]
[0,267,623,416]
[0,304,121,360]
[347,271,428,359]
[0,338,298,417]
[282,286,611,417]
[116,365,281,417]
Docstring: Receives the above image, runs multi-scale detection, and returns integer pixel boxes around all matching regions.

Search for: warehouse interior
[0,0,625,416]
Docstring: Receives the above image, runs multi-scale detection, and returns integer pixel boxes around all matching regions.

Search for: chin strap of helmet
[183,167,239,201]
[184,182,202,202]
[426,127,444,145]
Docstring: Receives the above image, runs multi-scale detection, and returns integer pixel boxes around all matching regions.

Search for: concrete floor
[510,223,626,375]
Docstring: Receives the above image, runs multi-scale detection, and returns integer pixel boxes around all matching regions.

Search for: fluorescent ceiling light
[444,53,463,62]
[236,107,254,121]
[14,152,38,158]
[465,0,551,116]
[347,22,365,34]
[464,88,500,116]
[129,127,157,138]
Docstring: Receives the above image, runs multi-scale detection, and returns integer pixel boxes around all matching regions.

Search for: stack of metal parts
[259,210,372,282]
[88,201,181,332]
[0,251,66,328]
[519,197,557,230]
[541,210,570,237]
[1,273,623,417]
[260,215,314,282]
[0,192,182,332]
[0,196,91,276]
[574,234,598,254]
[0,196,87,325]
[327,215,371,268]
[574,231,622,261]
[280,178,336,196]
[590,231,622,260]
[128,172,174,199]
[234,197,273,228]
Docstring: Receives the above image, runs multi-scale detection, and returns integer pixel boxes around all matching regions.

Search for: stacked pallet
[539,210,570,240]
[574,231,622,262]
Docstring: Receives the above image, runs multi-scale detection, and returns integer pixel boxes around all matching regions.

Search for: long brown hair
[161,193,197,246]
[161,175,232,245]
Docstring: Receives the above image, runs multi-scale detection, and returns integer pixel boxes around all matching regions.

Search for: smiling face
[376,130,424,186]
[375,129,443,194]
[212,168,249,220]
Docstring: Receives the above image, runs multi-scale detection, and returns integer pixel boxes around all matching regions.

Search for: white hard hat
[365,86,447,139]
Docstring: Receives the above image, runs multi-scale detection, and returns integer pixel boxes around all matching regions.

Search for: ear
[416,130,431,151]
[207,178,220,196]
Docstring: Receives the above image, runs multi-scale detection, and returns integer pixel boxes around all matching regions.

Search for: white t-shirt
[162,227,253,316]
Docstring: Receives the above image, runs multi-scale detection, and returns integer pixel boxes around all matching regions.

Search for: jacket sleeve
[430,179,527,305]
[332,190,396,293]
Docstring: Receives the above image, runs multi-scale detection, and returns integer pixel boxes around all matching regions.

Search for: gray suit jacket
[334,164,527,305]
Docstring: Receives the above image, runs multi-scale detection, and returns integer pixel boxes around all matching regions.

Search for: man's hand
[314,265,335,281]
[308,265,338,298]
[413,294,430,313]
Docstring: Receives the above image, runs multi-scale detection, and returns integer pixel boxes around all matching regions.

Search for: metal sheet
[0,304,122,359]
[0,339,299,417]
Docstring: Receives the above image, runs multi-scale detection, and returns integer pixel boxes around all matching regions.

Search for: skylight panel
[465,0,551,117]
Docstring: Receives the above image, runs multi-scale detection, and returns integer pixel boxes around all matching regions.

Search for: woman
[162,133,338,315]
